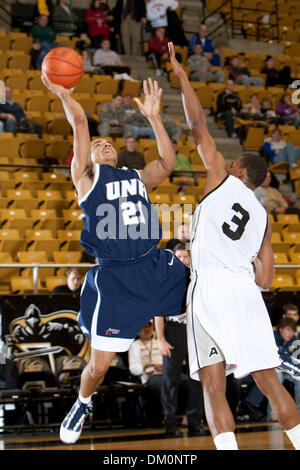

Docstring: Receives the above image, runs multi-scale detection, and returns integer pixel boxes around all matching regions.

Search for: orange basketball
[42,47,84,89]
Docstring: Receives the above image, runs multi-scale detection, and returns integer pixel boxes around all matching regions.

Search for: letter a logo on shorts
[208,347,219,358]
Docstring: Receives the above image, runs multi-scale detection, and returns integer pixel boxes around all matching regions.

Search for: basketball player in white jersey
[168,42,300,450]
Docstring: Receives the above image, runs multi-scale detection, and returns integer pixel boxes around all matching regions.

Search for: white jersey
[190,174,268,277]
[187,174,280,380]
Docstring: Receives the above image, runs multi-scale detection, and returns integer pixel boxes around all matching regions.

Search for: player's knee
[87,360,108,381]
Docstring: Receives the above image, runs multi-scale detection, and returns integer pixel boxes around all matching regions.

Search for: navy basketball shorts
[78,247,189,352]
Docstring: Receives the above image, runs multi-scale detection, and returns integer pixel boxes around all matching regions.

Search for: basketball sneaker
[276,347,300,381]
[60,398,93,444]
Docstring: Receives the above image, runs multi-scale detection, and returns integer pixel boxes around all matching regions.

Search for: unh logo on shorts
[105,328,120,336]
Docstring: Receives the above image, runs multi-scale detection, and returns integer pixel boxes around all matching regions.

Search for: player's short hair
[283,303,299,314]
[239,153,268,189]
[277,317,297,331]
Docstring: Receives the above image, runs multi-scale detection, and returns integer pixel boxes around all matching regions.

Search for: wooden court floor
[0,421,295,451]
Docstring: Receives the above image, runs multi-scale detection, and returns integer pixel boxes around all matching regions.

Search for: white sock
[285,423,300,450]
[78,392,92,404]
[214,432,238,450]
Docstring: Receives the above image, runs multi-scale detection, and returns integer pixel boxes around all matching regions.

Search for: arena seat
[273,252,289,264]
[53,251,82,264]
[0,228,27,255]
[271,273,295,290]
[149,193,171,204]
[95,79,119,95]
[45,276,66,292]
[276,214,299,224]
[57,230,81,251]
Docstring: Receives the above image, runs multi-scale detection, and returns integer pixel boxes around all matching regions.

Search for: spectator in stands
[261,98,282,125]
[216,79,243,138]
[93,38,131,76]
[267,318,300,420]
[148,27,170,76]
[262,128,300,168]
[146,0,179,30]
[85,0,112,48]
[261,55,292,88]
[0,86,42,135]
[35,0,55,22]
[254,169,300,216]
[53,0,78,36]
[51,267,83,294]
[282,304,300,335]
[188,23,221,66]
[155,245,204,437]
[162,114,182,142]
[187,43,224,84]
[227,56,263,88]
[112,0,146,56]
[165,222,190,251]
[123,104,155,139]
[81,49,103,73]
[75,32,92,53]
[31,14,60,68]
[117,136,146,169]
[276,94,300,128]
[97,93,130,137]
[172,140,194,178]
[128,321,163,427]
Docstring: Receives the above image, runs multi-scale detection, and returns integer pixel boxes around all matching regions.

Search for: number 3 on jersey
[222,203,250,241]
[121,201,146,226]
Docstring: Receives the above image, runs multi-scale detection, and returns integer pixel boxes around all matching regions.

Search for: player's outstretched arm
[168,42,227,184]
[253,221,274,290]
[134,78,177,190]
[41,73,92,190]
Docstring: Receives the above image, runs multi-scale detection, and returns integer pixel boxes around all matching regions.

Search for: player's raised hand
[168,42,186,78]
[41,72,75,98]
[133,78,162,119]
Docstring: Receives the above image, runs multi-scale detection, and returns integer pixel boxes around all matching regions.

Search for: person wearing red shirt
[85,0,112,48]
[148,27,170,76]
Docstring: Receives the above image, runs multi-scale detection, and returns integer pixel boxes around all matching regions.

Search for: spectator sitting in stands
[117,136,146,169]
[93,38,131,76]
[31,14,61,68]
[282,304,300,339]
[98,93,130,137]
[216,79,244,138]
[0,86,42,135]
[254,169,300,216]
[260,55,292,88]
[52,0,78,36]
[171,140,194,179]
[262,128,300,168]
[188,23,221,66]
[261,98,283,125]
[187,43,224,84]
[165,222,190,251]
[148,27,170,77]
[80,49,103,74]
[128,321,163,427]
[276,94,300,128]
[51,267,83,294]
[227,56,263,88]
[85,0,112,49]
[122,92,155,139]
[75,33,92,53]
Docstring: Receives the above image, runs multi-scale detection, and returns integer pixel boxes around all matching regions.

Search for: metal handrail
[2,263,95,295]
[0,262,298,295]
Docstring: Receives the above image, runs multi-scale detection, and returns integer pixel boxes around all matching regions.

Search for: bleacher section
[1,11,300,293]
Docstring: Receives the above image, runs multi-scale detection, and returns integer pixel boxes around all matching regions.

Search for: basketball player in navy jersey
[41,73,189,444]
[168,42,300,450]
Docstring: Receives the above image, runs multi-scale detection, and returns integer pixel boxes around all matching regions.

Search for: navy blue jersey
[79,164,162,260]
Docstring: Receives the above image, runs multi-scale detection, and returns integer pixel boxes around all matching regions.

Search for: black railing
[202,0,280,43]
